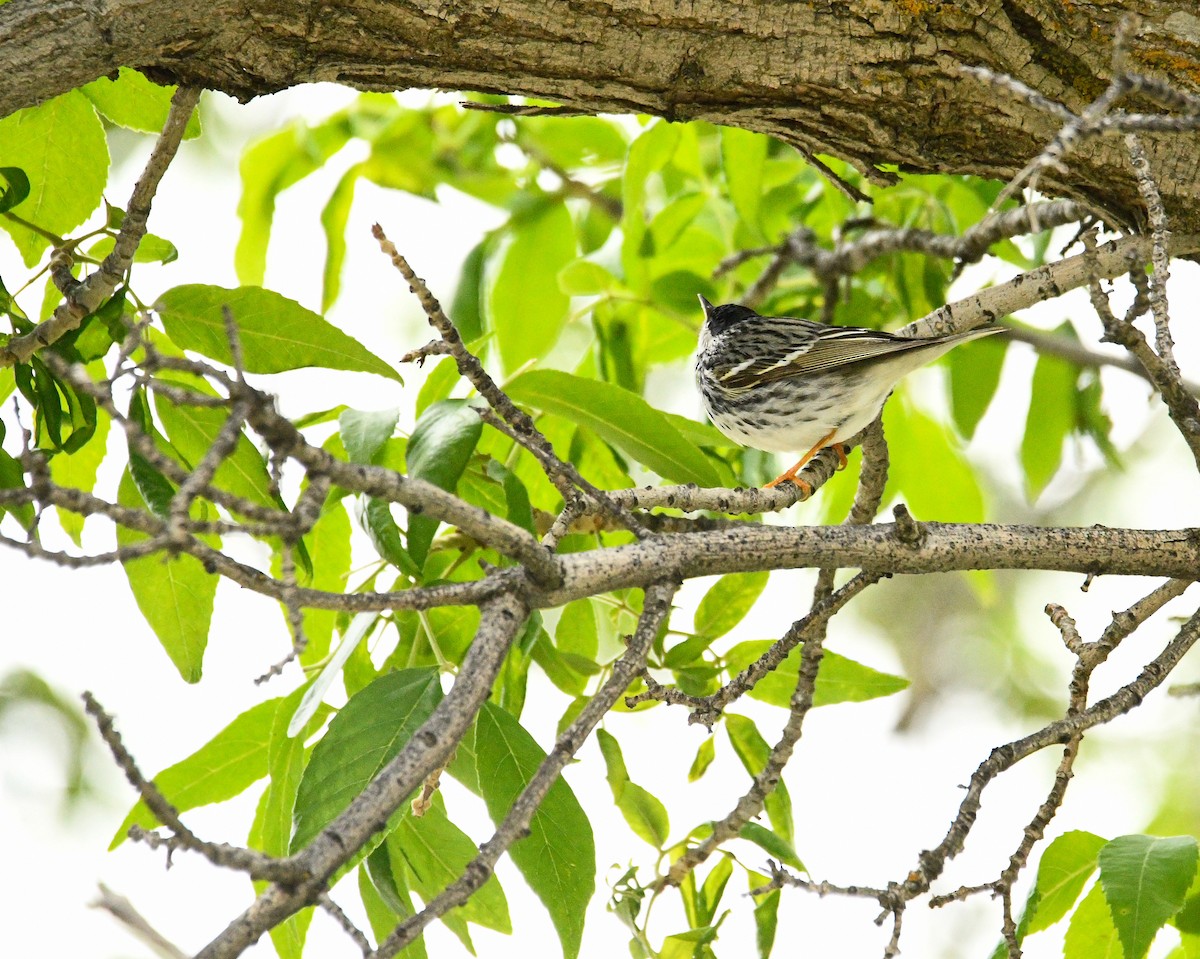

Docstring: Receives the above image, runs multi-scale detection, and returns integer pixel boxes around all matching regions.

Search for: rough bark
[2,1,1200,230]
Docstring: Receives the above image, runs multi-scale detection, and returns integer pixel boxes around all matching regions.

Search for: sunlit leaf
[0,90,108,265]
[111,695,283,848]
[82,68,202,138]
[1099,834,1198,959]
[405,399,483,568]
[116,469,216,682]
[506,369,720,486]
[694,572,769,639]
[488,201,576,372]
[156,284,401,381]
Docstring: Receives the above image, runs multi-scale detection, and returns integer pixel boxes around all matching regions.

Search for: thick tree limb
[4,3,1200,229]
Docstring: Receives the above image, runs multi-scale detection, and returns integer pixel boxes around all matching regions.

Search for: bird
[694,296,1003,492]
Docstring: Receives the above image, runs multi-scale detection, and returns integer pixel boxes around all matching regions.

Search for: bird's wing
[715,319,920,390]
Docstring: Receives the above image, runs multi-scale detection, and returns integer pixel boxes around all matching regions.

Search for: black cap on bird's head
[697,295,760,336]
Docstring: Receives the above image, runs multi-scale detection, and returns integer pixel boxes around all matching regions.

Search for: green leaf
[0,449,34,530]
[449,241,486,344]
[1100,834,1199,959]
[360,854,428,959]
[721,127,769,236]
[85,232,179,265]
[339,408,399,465]
[449,701,595,959]
[724,641,908,708]
[948,332,1006,440]
[249,687,328,959]
[1025,830,1108,935]
[506,369,721,487]
[0,166,30,213]
[558,260,623,296]
[486,458,536,534]
[488,201,577,372]
[694,572,769,639]
[1021,327,1078,499]
[116,469,216,682]
[154,388,277,507]
[290,669,443,853]
[725,714,792,847]
[295,499,353,663]
[886,399,983,522]
[597,728,671,849]
[621,121,680,285]
[1064,882,1123,959]
[405,399,483,568]
[688,736,716,783]
[750,870,781,959]
[739,821,804,871]
[0,90,109,265]
[48,407,110,544]
[320,163,361,311]
[156,284,401,380]
[386,792,512,938]
[235,118,352,285]
[110,696,282,848]
[82,68,202,139]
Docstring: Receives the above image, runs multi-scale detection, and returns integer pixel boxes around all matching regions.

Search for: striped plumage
[694,296,1002,488]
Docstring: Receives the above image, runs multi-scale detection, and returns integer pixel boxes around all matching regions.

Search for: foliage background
[2,76,1200,959]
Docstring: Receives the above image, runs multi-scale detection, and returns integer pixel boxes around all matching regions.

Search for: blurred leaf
[558,259,623,296]
[450,701,594,959]
[0,90,108,265]
[405,399,483,568]
[520,116,628,169]
[695,572,769,639]
[488,201,576,372]
[449,241,486,343]
[82,68,202,138]
[556,599,600,661]
[622,121,681,286]
[1099,834,1198,959]
[156,284,401,381]
[721,127,768,237]
[0,669,91,808]
[111,695,282,848]
[725,714,792,847]
[291,669,442,853]
[506,369,720,486]
[688,736,716,782]
[486,458,536,534]
[948,333,1007,440]
[598,728,671,848]
[116,469,216,682]
[724,641,909,708]
[887,399,983,522]
[320,163,360,311]
[1021,325,1078,499]
[235,117,351,284]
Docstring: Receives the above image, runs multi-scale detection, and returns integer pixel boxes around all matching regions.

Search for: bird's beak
[698,294,715,320]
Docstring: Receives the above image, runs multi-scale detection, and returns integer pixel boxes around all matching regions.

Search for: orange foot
[764,429,839,492]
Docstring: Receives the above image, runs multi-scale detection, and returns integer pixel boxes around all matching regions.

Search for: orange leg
[764,429,839,490]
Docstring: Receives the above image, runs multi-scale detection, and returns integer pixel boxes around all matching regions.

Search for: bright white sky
[2,83,1199,959]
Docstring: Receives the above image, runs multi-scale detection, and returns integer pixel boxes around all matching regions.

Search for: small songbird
[694,296,1003,491]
